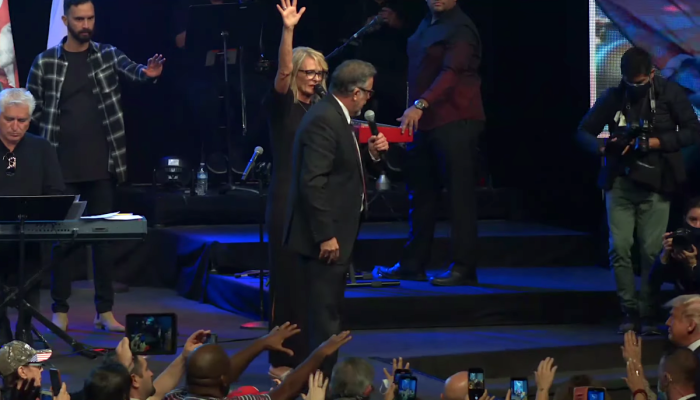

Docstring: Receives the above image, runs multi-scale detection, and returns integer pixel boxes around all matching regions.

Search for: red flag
[0,0,19,89]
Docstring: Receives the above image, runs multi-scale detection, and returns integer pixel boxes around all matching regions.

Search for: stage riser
[117,186,521,227]
[203,234,599,274]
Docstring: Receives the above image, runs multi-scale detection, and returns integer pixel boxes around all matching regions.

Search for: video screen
[126,313,177,355]
[589,0,700,137]
[511,380,527,400]
[468,372,484,389]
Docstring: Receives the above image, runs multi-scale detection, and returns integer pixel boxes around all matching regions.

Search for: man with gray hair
[328,358,375,400]
[0,88,64,345]
[284,60,389,376]
[666,294,700,351]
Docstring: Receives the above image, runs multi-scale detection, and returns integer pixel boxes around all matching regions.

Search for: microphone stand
[240,162,270,330]
[326,18,381,60]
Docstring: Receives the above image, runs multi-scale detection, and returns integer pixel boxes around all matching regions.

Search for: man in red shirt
[379,0,484,286]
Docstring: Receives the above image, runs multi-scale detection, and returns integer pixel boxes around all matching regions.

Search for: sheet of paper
[80,211,120,220]
[106,214,143,221]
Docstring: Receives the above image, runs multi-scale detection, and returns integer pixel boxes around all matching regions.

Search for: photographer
[577,47,700,335]
[649,198,700,309]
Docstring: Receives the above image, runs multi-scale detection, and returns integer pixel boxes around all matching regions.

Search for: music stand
[186,3,263,192]
[0,195,101,359]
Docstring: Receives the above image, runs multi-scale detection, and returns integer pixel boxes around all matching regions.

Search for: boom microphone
[242,146,264,181]
[314,84,326,98]
[351,16,384,41]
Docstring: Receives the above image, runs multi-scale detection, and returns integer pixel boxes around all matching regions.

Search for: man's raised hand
[317,331,352,357]
[262,322,301,356]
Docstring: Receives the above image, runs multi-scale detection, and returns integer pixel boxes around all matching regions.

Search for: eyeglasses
[622,75,651,87]
[358,87,374,98]
[299,70,328,79]
[3,152,15,176]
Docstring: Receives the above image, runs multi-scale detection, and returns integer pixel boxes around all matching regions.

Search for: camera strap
[624,79,656,129]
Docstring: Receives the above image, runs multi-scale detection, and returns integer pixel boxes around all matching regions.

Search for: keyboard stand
[0,248,102,359]
[0,196,101,359]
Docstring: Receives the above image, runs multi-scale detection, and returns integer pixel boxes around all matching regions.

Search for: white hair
[0,88,36,116]
[666,294,700,325]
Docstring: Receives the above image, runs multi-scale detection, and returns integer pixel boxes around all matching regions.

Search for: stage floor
[21,287,666,400]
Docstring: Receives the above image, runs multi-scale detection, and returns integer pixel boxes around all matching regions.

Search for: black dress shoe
[430,269,478,286]
[376,264,428,281]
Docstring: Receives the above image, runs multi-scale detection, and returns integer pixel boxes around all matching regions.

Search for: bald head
[186,344,231,396]
[443,372,470,400]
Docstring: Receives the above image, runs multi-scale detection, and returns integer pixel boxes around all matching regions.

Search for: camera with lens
[625,119,650,153]
[668,228,696,253]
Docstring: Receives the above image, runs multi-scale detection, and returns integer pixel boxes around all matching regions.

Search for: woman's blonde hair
[290,47,328,104]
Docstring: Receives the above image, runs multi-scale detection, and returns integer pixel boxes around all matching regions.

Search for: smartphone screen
[49,368,61,396]
[125,313,178,355]
[587,389,605,400]
[468,369,485,400]
[396,375,417,400]
[510,378,528,400]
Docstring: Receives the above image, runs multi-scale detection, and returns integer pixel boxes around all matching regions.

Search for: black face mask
[625,81,651,100]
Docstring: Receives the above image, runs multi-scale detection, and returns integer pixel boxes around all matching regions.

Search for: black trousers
[0,243,42,346]
[299,255,348,377]
[267,199,309,368]
[52,179,115,314]
[401,119,484,272]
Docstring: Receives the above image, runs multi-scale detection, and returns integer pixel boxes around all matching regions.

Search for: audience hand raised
[623,358,647,394]
[183,329,211,358]
[302,370,329,400]
[317,331,353,357]
[383,357,410,382]
[115,337,134,369]
[262,322,302,356]
[54,383,70,400]
[534,357,558,393]
[621,331,642,363]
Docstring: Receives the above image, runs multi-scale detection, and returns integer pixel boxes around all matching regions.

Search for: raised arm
[269,332,352,400]
[299,116,337,244]
[26,56,45,133]
[114,47,165,82]
[151,330,209,400]
[274,0,306,94]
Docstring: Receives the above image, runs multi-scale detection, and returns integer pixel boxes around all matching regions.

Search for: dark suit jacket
[284,95,366,264]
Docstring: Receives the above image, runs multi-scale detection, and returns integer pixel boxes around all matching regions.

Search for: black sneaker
[618,313,640,334]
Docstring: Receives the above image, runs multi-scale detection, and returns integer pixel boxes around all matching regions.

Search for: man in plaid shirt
[25,0,165,333]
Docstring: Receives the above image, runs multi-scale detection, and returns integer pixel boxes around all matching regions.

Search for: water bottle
[195,163,208,196]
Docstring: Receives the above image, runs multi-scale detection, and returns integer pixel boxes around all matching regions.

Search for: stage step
[197,268,674,329]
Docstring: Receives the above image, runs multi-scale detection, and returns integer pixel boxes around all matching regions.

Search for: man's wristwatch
[414,99,428,110]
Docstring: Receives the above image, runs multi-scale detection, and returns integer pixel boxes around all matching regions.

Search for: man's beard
[68,26,93,44]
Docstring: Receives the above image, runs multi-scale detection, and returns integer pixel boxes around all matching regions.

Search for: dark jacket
[283,95,370,264]
[577,76,700,193]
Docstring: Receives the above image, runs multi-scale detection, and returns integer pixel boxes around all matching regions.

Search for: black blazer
[283,95,366,264]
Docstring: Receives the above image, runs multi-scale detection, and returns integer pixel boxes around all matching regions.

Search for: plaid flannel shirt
[26,37,153,183]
